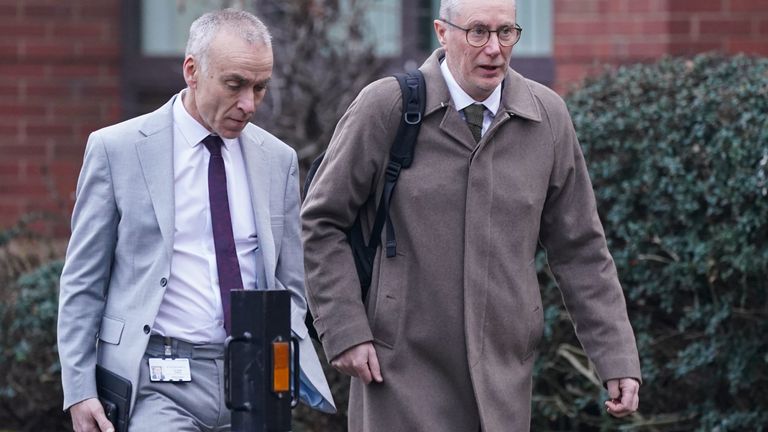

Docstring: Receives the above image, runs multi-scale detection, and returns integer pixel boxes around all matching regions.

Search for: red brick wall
[0,0,121,231]
[554,0,768,93]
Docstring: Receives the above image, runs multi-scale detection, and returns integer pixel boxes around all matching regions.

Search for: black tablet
[96,365,132,432]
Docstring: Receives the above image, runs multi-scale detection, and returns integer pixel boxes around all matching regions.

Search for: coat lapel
[239,126,277,290]
[135,97,176,260]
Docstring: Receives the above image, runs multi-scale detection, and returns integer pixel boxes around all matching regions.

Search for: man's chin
[216,125,247,139]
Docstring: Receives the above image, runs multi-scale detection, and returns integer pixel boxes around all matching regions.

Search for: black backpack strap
[367,70,426,258]
[303,152,325,198]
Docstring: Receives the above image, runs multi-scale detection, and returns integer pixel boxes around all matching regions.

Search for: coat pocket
[522,304,544,363]
[369,252,406,350]
[98,315,125,345]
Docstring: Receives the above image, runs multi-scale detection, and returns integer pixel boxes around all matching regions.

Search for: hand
[70,397,114,432]
[605,377,640,418]
[330,341,383,384]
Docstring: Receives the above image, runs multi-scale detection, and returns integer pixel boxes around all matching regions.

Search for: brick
[49,22,106,39]
[555,0,600,15]
[0,163,19,176]
[0,83,19,98]
[0,124,19,136]
[627,0,657,13]
[726,38,768,55]
[0,102,47,116]
[74,1,120,18]
[669,19,693,35]
[0,64,49,79]
[0,43,18,57]
[556,20,612,37]
[669,40,724,54]
[49,102,102,118]
[625,41,668,57]
[0,179,49,197]
[761,19,768,35]
[555,41,620,61]
[699,18,754,36]
[730,0,768,14]
[23,4,74,19]
[52,143,88,159]
[83,82,120,98]
[1,24,47,37]
[78,43,120,59]
[20,41,78,60]
[597,0,628,14]
[26,124,74,139]
[0,4,18,18]
[49,161,80,180]
[25,82,75,99]
[668,0,723,13]
[639,19,670,35]
[48,64,102,78]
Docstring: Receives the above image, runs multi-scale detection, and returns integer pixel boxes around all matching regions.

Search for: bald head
[186,8,272,73]
[439,0,516,20]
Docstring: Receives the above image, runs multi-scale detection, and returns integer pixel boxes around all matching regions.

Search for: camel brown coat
[302,49,641,432]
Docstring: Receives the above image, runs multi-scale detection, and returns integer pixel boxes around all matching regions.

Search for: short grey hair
[439,0,516,20]
[439,0,461,20]
[185,8,272,72]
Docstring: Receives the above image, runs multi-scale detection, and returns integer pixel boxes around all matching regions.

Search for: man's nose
[484,32,502,55]
[237,91,256,115]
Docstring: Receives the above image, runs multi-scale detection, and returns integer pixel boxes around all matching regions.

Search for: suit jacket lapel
[136,97,176,260]
[239,126,276,290]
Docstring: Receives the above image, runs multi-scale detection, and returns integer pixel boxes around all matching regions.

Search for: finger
[621,379,639,411]
[367,346,383,383]
[355,360,373,384]
[606,379,620,400]
[91,405,115,432]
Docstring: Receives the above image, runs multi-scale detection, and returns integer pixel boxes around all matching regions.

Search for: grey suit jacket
[57,94,335,413]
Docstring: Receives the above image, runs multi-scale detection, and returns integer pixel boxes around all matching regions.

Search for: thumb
[92,406,115,432]
[606,379,620,400]
[367,345,384,383]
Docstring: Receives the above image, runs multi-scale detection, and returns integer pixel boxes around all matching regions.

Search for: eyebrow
[221,74,271,87]
[466,20,515,28]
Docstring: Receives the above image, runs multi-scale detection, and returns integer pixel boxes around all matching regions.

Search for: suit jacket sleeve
[537,95,642,384]
[57,132,119,410]
[273,150,310,337]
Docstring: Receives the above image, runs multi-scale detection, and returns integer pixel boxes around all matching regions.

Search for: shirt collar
[439,59,501,115]
[173,90,238,150]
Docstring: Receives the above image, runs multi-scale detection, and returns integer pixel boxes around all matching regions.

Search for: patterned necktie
[202,134,244,334]
[463,103,485,143]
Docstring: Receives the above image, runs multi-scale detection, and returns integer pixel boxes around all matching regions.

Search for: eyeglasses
[439,19,523,48]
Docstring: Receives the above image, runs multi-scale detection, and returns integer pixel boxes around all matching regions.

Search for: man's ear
[434,20,447,46]
[183,56,198,89]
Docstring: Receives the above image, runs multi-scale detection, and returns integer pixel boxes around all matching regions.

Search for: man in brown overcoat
[301,0,642,430]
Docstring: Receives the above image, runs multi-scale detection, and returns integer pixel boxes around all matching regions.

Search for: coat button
[143,325,150,334]
[160,277,167,287]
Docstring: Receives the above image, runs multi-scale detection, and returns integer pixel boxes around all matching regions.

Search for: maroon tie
[203,135,244,333]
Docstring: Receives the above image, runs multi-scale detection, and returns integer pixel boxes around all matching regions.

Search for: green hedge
[0,222,68,431]
[531,54,768,431]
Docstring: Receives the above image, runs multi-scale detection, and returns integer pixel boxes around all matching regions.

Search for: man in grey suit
[58,9,334,432]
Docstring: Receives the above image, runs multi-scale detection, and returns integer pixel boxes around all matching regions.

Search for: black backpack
[302,70,426,341]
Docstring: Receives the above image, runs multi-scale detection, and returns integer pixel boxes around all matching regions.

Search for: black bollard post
[225,290,299,432]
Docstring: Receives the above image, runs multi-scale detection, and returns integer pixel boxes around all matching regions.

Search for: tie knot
[202,135,224,157]
[463,103,485,128]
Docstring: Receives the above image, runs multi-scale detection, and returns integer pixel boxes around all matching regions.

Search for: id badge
[148,358,192,382]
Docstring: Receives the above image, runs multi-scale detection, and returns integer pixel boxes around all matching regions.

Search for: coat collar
[419,48,542,122]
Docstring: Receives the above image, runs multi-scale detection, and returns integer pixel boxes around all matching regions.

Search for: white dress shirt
[440,59,502,137]
[152,91,259,344]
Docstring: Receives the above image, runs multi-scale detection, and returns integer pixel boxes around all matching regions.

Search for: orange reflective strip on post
[272,341,290,393]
